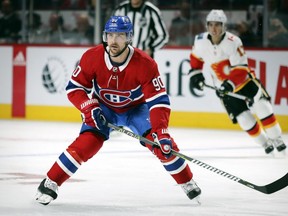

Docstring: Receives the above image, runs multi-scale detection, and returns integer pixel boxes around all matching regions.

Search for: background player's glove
[216,80,234,98]
[189,69,205,91]
[80,99,106,130]
[150,129,172,160]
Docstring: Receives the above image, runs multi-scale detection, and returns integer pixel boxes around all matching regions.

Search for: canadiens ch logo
[99,89,132,107]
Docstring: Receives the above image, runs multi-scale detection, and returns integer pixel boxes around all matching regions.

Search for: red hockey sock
[47,132,104,186]
[171,164,193,184]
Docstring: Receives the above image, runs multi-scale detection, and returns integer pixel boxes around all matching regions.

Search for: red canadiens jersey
[190,32,251,90]
[66,44,171,130]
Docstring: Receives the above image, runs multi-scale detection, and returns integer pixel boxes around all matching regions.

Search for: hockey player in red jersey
[189,9,286,154]
[35,16,201,205]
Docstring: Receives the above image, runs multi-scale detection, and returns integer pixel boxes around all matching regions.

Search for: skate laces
[263,140,273,148]
[44,178,58,193]
[181,179,199,194]
[271,137,284,147]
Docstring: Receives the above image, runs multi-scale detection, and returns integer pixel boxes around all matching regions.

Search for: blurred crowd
[0,0,287,47]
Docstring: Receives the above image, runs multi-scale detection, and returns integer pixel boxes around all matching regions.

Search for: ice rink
[0,119,287,216]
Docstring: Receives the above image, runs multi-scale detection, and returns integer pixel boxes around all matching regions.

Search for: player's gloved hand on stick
[149,129,173,160]
[189,69,205,91]
[80,98,106,130]
[216,79,234,98]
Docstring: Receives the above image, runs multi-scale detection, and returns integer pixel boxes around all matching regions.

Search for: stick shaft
[204,83,252,103]
[107,123,288,194]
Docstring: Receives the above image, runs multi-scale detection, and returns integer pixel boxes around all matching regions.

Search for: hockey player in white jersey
[189,9,286,154]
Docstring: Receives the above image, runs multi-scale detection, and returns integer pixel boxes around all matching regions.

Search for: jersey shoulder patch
[225,32,242,44]
[196,33,205,40]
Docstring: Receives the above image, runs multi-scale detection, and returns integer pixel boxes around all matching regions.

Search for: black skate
[271,137,287,152]
[35,178,58,205]
[263,141,274,154]
[181,179,201,201]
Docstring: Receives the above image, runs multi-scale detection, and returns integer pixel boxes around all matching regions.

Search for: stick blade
[243,172,288,194]
[264,172,288,194]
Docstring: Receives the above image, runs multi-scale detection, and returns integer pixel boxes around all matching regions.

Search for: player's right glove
[189,69,205,91]
[146,129,173,160]
[216,79,235,98]
[80,98,106,130]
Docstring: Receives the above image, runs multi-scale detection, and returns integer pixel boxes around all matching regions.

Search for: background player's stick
[104,122,288,194]
[203,83,254,104]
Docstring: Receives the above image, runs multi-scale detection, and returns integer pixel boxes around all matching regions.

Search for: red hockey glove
[150,129,172,160]
[80,99,106,130]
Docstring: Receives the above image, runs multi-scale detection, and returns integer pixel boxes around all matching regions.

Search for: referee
[113,0,169,58]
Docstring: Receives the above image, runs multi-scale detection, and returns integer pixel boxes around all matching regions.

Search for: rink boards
[0,45,287,131]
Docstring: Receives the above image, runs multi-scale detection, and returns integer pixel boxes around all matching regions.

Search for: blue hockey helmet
[103,16,133,44]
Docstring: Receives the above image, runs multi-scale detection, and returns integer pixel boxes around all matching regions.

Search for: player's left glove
[150,129,173,160]
[216,80,235,98]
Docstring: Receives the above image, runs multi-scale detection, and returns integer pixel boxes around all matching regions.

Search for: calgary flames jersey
[190,31,251,90]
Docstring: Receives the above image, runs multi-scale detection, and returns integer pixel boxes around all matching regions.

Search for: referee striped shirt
[113,0,169,54]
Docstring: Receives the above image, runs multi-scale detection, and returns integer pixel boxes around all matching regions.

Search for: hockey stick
[203,83,254,105]
[105,122,288,194]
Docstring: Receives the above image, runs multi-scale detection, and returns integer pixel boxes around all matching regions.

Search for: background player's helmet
[103,16,133,44]
[206,9,227,34]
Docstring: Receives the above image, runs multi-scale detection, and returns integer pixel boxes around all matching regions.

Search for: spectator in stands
[42,12,71,44]
[268,17,288,47]
[168,0,205,46]
[267,0,288,47]
[267,0,288,26]
[0,0,21,43]
[248,0,288,47]
[26,12,46,43]
[69,13,94,45]
[235,21,260,47]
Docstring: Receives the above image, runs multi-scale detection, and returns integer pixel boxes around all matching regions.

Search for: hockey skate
[35,178,58,205]
[270,137,286,152]
[263,141,274,154]
[181,179,201,203]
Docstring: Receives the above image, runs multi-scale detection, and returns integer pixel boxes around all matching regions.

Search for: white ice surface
[0,119,287,216]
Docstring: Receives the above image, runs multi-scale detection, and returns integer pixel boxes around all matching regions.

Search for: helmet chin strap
[103,42,129,58]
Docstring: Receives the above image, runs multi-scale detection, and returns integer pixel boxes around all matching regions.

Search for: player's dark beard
[103,42,128,58]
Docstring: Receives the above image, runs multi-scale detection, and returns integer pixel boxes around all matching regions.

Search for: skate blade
[195,196,201,205]
[268,151,276,157]
[191,195,201,206]
[35,192,54,205]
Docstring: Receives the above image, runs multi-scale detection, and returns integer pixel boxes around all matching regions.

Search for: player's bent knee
[68,132,104,162]
[236,110,257,130]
